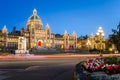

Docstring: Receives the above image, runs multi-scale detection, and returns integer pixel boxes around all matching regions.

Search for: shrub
[104,56,120,64]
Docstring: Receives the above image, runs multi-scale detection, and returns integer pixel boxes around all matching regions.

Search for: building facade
[0,9,77,51]
[77,27,106,51]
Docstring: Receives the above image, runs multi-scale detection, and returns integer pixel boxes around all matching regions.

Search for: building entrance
[38,41,42,47]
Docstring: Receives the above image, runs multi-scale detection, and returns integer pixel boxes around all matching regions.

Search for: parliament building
[0,9,77,51]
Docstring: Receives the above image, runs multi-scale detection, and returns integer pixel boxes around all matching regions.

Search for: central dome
[29,15,40,20]
[29,9,40,20]
[27,9,43,30]
[27,9,43,26]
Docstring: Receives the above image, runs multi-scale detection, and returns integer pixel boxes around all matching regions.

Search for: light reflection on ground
[0,53,120,60]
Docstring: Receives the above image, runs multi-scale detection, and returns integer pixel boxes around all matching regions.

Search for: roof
[29,9,40,21]
[29,15,40,20]
[55,34,63,38]
[8,30,21,36]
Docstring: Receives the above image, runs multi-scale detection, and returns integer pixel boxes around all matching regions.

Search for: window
[32,28,34,34]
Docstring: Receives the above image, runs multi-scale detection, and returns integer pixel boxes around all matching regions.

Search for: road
[0,53,120,60]
[0,58,85,80]
[0,53,119,80]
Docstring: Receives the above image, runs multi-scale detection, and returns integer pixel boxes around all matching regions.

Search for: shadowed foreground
[0,58,83,80]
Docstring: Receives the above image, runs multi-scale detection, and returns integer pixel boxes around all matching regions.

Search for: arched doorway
[38,41,42,47]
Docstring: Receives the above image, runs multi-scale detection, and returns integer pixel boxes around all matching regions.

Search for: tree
[108,22,120,51]
[78,35,88,40]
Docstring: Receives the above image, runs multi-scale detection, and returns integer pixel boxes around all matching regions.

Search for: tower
[72,31,77,49]
[96,26,105,51]
[2,25,8,48]
[63,30,69,49]
[27,9,43,48]
[45,23,51,48]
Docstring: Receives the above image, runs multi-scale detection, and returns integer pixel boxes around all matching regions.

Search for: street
[0,58,84,80]
[0,53,119,80]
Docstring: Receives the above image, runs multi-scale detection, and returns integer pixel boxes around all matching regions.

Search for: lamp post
[96,27,104,58]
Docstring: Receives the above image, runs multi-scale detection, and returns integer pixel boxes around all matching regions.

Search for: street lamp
[96,27,104,58]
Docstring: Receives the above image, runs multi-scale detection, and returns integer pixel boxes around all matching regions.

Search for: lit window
[32,28,34,34]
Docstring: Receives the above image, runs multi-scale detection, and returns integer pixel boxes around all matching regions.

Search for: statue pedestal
[15,50,29,54]
[15,37,29,54]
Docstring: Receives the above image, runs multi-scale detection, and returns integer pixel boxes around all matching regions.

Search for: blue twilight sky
[0,0,120,38]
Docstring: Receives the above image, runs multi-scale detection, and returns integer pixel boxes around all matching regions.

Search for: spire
[46,23,49,28]
[46,23,50,29]
[64,30,67,34]
[33,8,37,16]
[96,26,104,36]
[99,26,102,30]
[3,25,6,29]
[2,25,8,33]
[72,31,76,35]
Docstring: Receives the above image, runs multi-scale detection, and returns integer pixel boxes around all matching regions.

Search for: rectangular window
[32,28,34,34]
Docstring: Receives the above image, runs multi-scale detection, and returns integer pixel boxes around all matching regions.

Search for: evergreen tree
[109,22,120,51]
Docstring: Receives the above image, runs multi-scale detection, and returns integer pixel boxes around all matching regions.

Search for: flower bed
[81,56,120,74]
[74,56,120,80]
